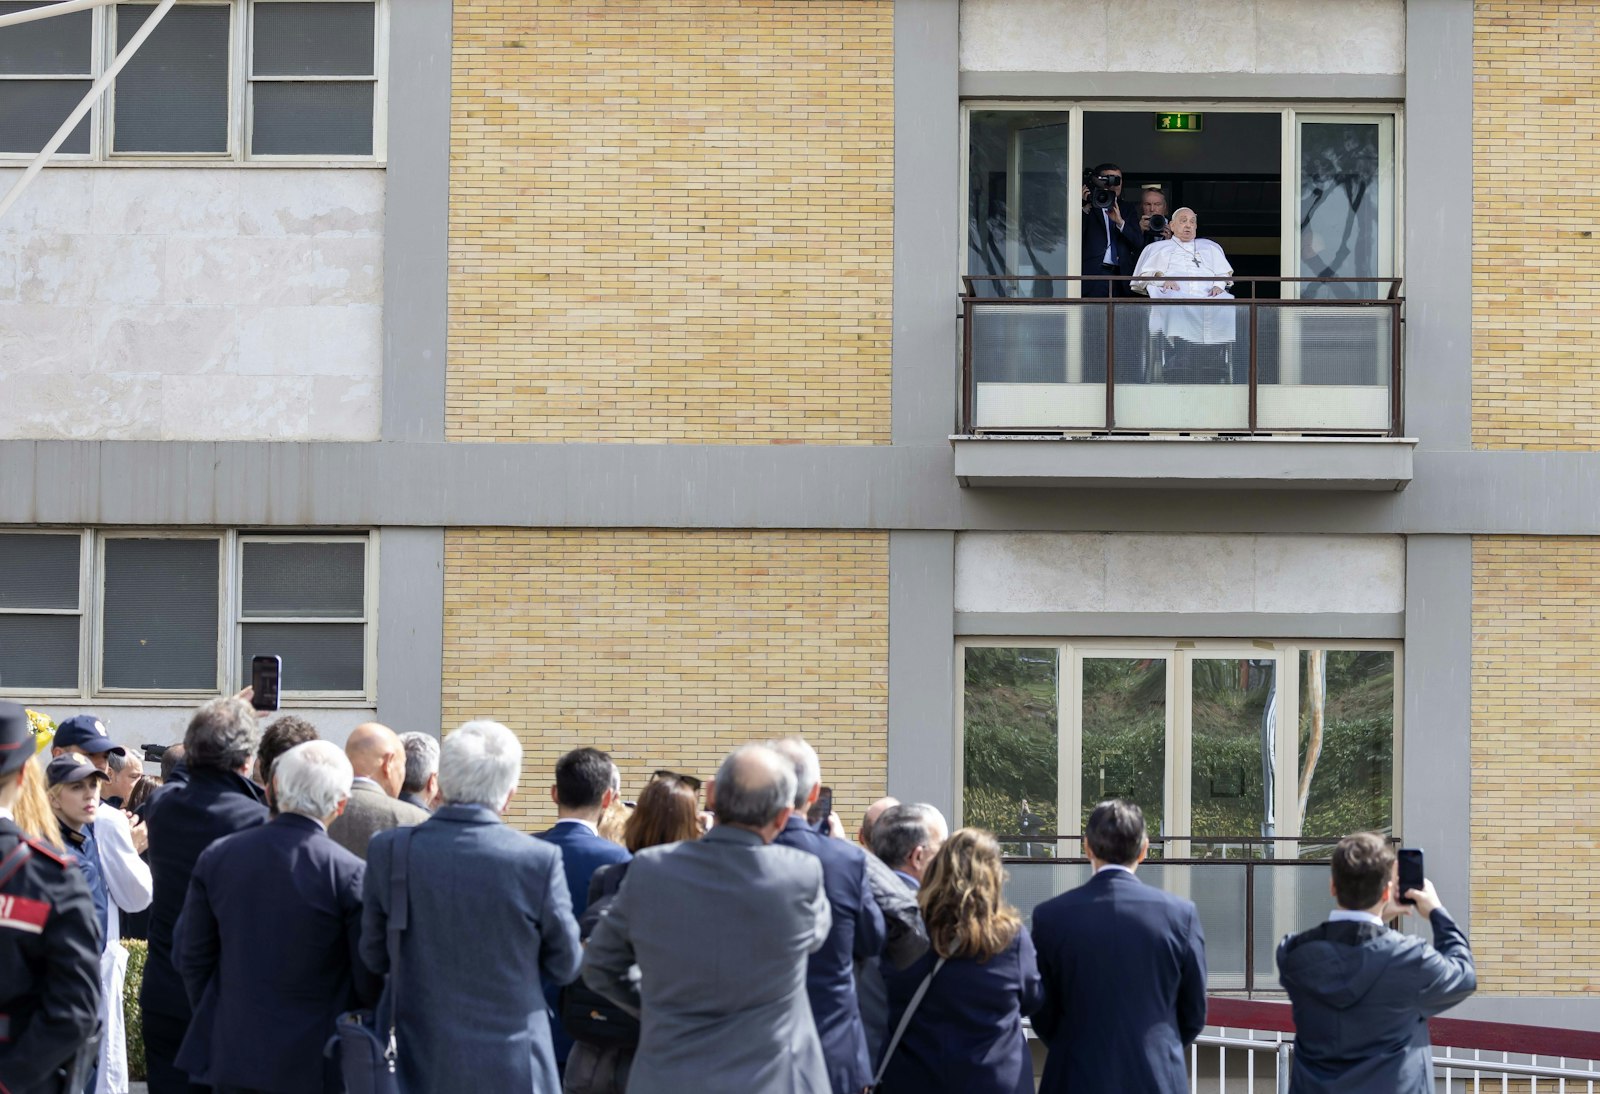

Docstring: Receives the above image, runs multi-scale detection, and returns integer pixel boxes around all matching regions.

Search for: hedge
[122,939,146,1082]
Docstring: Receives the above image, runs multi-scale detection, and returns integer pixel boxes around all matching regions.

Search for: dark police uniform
[0,703,103,1094]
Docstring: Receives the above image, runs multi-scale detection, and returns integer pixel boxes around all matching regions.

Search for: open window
[962,104,1401,436]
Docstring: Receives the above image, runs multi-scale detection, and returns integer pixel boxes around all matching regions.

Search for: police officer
[0,702,103,1094]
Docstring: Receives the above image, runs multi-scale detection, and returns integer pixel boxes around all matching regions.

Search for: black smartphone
[1397,847,1424,905]
[250,655,282,713]
[807,785,833,830]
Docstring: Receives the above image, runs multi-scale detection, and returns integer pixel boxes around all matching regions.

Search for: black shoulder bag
[327,827,412,1094]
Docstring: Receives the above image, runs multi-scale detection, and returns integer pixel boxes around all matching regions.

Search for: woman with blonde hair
[14,755,63,850]
[875,827,1043,1094]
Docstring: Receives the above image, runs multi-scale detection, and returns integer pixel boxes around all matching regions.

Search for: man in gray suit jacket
[329,723,429,859]
[362,720,582,1094]
[584,744,832,1094]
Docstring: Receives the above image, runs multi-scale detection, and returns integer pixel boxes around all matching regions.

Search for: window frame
[0,527,376,706]
[232,532,377,701]
[954,636,1404,850]
[0,529,92,697]
[0,0,386,165]
[958,100,1405,295]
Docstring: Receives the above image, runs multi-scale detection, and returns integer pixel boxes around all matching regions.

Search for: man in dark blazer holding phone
[1030,799,1208,1094]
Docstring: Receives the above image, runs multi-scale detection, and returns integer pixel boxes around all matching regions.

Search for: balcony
[953,277,1415,491]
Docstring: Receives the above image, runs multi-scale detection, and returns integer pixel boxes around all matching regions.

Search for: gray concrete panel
[10,442,1600,534]
[959,71,1405,101]
[893,0,962,445]
[889,531,957,817]
[1452,995,1600,1035]
[1402,535,1472,930]
[1403,0,1473,450]
[956,611,1403,639]
[375,527,444,735]
[380,0,452,442]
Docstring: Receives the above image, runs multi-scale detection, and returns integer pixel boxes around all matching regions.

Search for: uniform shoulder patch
[22,836,70,868]
[0,891,51,934]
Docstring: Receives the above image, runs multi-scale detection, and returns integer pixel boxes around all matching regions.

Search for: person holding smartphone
[1277,833,1477,1094]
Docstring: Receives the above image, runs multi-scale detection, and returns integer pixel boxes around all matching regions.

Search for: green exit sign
[1156,112,1203,132]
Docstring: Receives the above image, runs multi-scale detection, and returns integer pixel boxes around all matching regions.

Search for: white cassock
[93,806,153,1094]
[1131,237,1236,344]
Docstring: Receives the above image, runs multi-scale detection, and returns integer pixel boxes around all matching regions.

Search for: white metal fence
[1190,1028,1600,1093]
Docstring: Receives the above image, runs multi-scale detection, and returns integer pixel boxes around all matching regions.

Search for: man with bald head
[327,722,429,859]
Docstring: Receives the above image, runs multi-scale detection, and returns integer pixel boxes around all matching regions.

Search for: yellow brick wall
[447,1,893,444]
[1471,537,1600,993]
[441,529,889,831]
[1473,2,1600,449]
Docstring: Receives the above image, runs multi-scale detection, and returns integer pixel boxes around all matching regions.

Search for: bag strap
[385,827,414,1049]
[872,955,946,1090]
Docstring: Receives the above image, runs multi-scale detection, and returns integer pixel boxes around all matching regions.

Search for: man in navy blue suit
[174,740,380,1093]
[536,747,631,1072]
[1031,799,1207,1094]
[770,737,886,1094]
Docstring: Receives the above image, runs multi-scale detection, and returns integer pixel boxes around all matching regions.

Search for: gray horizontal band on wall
[958,71,1405,101]
[955,612,1404,639]
[2,440,1599,534]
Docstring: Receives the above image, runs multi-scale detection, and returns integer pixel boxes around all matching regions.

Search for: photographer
[1140,187,1173,247]
[1080,162,1145,298]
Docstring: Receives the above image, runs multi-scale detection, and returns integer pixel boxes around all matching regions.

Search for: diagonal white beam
[0,0,176,224]
[0,0,121,31]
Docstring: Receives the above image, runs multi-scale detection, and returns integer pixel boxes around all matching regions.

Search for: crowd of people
[1,695,1476,1094]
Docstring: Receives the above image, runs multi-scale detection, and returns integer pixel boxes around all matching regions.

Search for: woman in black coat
[877,828,1044,1094]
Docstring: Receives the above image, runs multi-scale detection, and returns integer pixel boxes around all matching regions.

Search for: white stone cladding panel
[960,0,1404,75]
[955,533,1405,615]
[0,168,383,441]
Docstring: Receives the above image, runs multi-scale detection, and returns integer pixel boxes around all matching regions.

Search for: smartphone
[807,785,833,830]
[250,655,282,713]
[1397,847,1424,905]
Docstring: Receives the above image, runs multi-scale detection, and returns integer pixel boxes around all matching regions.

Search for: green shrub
[122,939,146,1082]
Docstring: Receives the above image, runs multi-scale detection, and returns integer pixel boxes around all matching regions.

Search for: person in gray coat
[582,743,832,1094]
[329,723,429,859]
[1278,832,1476,1094]
[362,720,582,1094]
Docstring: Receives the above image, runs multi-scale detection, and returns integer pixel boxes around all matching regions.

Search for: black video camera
[1085,171,1119,211]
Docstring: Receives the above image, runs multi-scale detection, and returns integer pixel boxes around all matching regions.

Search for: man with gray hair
[363,721,582,1094]
[398,731,439,812]
[768,736,886,1094]
[141,695,270,1094]
[174,740,379,1092]
[871,803,949,890]
[857,802,946,1059]
[584,743,831,1094]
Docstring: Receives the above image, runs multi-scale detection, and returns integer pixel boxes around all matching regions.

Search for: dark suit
[1031,867,1207,1094]
[1082,200,1144,297]
[0,818,103,1094]
[878,927,1044,1094]
[361,803,582,1094]
[140,768,269,1094]
[1278,909,1476,1094]
[172,813,379,1093]
[535,819,631,1067]
[775,815,887,1094]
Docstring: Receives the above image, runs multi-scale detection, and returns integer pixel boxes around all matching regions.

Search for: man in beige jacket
[327,722,428,859]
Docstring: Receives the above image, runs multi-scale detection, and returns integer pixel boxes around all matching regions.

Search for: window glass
[0,81,92,153]
[114,4,231,153]
[0,615,80,690]
[1297,649,1395,838]
[250,81,373,156]
[967,110,1072,297]
[0,2,91,73]
[963,646,1058,856]
[241,541,365,618]
[240,622,363,691]
[101,539,219,690]
[1189,657,1276,854]
[0,533,79,609]
[1080,656,1166,839]
[252,1,374,76]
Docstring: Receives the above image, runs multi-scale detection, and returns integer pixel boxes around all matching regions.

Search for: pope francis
[1130,207,1237,382]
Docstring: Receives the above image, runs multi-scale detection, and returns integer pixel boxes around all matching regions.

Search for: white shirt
[1327,908,1385,927]
[552,816,599,836]
[1094,863,1135,876]
[0,804,12,821]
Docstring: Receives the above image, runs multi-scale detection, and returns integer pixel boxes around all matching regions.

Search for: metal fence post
[1276,1042,1292,1094]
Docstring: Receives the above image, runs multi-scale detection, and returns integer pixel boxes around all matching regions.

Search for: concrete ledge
[956,611,1404,639]
[952,436,1416,491]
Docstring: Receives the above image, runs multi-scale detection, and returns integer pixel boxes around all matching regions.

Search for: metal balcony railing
[960,276,1403,436]
[1000,835,1384,997]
